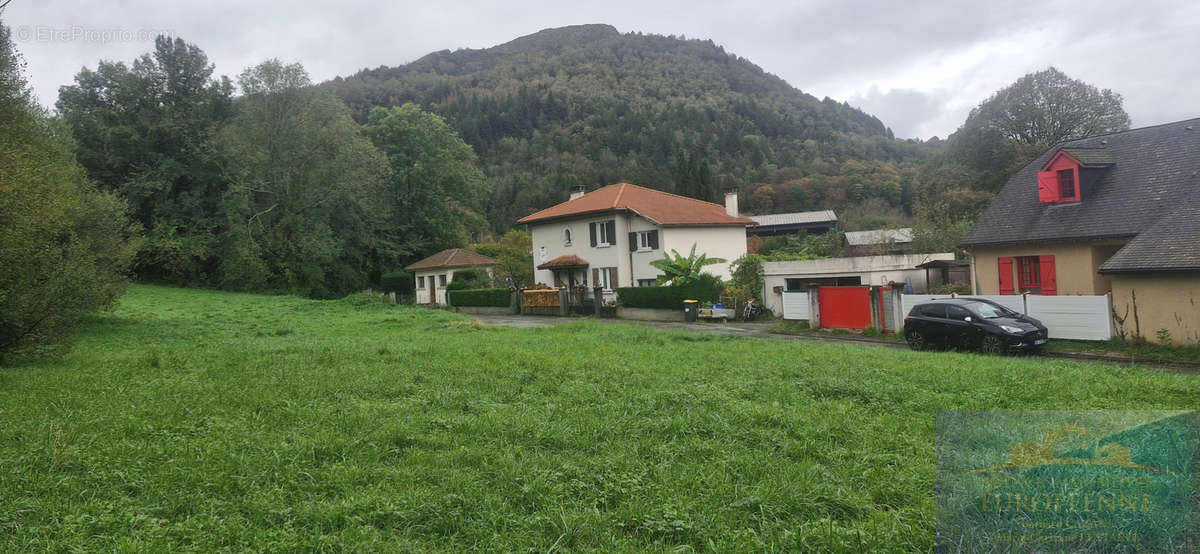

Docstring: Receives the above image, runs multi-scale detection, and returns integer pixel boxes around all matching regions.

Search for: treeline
[54,37,489,299]
[324,24,930,231]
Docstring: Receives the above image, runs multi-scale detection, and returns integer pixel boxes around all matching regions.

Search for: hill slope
[325,24,928,229]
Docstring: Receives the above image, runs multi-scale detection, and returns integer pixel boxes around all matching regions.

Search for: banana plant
[649,244,726,286]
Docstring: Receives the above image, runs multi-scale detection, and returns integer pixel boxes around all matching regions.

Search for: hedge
[447,288,511,307]
[616,276,723,309]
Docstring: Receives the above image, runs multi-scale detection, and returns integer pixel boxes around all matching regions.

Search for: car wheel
[906,331,926,351]
[980,335,1006,355]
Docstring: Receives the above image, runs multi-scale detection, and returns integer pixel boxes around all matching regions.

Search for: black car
[903,298,1049,354]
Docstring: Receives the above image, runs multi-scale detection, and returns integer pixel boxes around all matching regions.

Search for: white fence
[899,293,1113,341]
[781,291,810,320]
[1026,295,1114,341]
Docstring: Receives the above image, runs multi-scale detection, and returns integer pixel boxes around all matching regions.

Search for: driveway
[470,313,903,347]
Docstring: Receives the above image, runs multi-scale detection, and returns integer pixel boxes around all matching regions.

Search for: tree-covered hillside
[325,24,931,230]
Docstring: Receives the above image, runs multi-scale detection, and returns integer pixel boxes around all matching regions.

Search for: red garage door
[818,286,872,330]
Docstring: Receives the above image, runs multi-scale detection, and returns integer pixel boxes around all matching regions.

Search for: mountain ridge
[325,24,926,230]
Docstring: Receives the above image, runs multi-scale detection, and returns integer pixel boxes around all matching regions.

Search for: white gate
[782,291,810,320]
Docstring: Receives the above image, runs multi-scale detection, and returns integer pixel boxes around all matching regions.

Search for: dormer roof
[961,117,1200,248]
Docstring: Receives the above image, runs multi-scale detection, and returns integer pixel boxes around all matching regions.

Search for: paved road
[470,313,903,347]
[469,314,1200,372]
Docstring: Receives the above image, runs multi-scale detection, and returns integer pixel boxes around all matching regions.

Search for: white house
[517,183,753,294]
[405,248,498,305]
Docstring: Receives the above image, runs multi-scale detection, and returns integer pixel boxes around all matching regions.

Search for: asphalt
[470,314,1200,373]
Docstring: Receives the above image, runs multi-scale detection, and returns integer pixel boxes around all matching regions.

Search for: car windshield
[964,301,1015,319]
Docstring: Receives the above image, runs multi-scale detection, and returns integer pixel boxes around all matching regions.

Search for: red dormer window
[1037,151,1082,203]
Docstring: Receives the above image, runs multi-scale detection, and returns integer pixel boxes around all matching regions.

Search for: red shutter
[1037,171,1058,202]
[998,257,1014,295]
[1038,255,1057,296]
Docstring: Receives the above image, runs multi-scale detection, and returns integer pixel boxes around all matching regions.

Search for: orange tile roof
[404,248,498,270]
[516,183,755,226]
[537,254,590,270]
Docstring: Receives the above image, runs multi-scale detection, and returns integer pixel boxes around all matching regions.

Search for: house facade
[517,183,753,294]
[404,248,498,306]
[962,118,1200,344]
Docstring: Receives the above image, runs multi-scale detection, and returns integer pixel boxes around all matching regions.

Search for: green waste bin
[682,299,699,322]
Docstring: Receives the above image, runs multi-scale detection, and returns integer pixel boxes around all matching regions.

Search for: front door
[429,279,437,305]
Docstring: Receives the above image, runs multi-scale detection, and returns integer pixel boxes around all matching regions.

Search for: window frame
[597,221,611,246]
[563,227,572,245]
[1057,169,1076,199]
[637,278,657,287]
[597,267,616,290]
[637,231,653,251]
[1016,256,1041,293]
[417,275,425,288]
[438,274,447,288]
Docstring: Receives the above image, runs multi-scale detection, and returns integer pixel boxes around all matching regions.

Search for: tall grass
[1,285,1196,551]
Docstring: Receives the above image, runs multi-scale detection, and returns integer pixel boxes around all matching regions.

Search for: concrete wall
[659,225,748,281]
[761,253,955,315]
[1109,273,1200,344]
[968,240,1127,296]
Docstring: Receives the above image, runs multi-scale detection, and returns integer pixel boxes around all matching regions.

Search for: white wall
[530,216,628,288]
[660,226,748,281]
[762,253,956,314]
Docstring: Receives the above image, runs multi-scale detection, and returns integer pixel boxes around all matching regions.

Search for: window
[1058,169,1075,199]
[438,274,447,288]
[638,279,657,287]
[1016,256,1041,293]
[637,230,659,251]
[946,305,971,321]
[590,220,616,247]
[594,267,617,290]
[563,227,572,245]
[915,304,947,318]
[417,276,425,288]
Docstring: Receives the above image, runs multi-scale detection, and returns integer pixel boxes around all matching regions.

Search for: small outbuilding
[405,248,498,306]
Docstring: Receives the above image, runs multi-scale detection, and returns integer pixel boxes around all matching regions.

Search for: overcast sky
[5,0,1198,139]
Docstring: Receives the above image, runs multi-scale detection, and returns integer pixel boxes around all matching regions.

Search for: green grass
[1,285,1198,552]
[1045,338,1200,363]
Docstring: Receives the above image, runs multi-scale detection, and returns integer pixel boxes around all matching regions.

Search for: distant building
[962,117,1200,344]
[517,183,753,297]
[405,249,498,306]
[746,210,838,237]
[843,228,913,256]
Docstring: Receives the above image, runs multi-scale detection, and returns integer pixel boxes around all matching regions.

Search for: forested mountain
[325,24,931,230]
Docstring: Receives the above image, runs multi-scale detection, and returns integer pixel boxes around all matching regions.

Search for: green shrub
[380,270,413,294]
[450,268,489,288]
[448,288,511,307]
[445,281,471,291]
[617,274,723,309]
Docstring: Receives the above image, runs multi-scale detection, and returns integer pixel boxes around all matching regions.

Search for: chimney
[569,186,586,200]
[724,188,739,217]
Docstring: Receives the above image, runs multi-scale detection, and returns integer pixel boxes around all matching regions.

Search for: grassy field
[1,285,1197,552]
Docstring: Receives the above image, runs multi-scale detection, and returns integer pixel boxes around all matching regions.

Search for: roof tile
[516,183,755,226]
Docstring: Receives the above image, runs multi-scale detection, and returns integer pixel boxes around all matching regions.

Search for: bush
[447,288,511,307]
[617,274,723,309]
[445,281,471,291]
[380,270,413,294]
[1,27,140,357]
[450,268,489,288]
